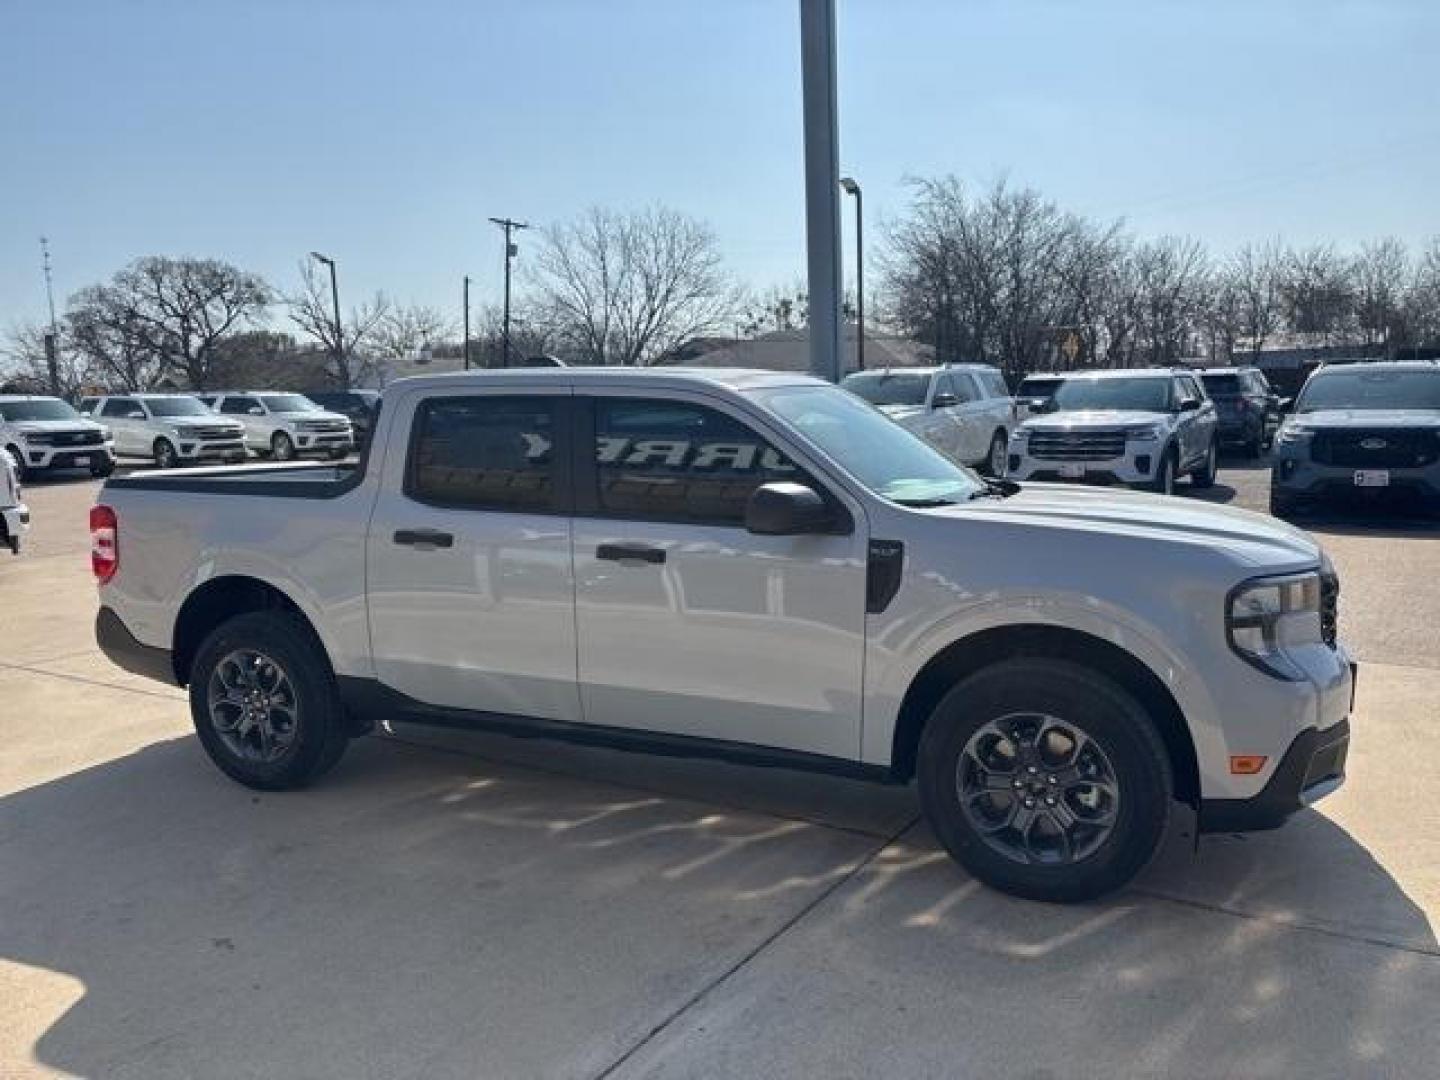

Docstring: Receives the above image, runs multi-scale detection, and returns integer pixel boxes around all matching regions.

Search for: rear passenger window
[221,397,257,415]
[980,372,1009,399]
[101,398,136,418]
[592,398,800,526]
[408,396,559,511]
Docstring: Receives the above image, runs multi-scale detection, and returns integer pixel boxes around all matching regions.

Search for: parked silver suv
[201,391,354,460]
[1271,361,1440,517]
[841,364,1016,474]
[80,394,247,468]
[1008,369,1219,494]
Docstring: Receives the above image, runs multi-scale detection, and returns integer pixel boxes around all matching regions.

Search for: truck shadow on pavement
[2,732,1436,1079]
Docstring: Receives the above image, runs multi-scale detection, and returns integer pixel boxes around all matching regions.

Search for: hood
[169,417,244,429]
[277,410,349,423]
[937,483,1322,570]
[1290,409,1440,429]
[1021,409,1166,431]
[12,418,103,434]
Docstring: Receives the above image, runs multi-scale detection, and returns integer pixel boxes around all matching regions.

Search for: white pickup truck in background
[92,368,1353,902]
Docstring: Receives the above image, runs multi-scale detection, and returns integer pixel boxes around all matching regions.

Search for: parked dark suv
[304,390,381,447]
[1197,367,1281,457]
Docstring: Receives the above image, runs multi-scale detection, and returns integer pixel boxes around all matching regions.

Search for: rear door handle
[394,528,454,549]
[596,542,666,565]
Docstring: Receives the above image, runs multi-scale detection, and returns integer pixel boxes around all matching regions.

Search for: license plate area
[1058,462,1086,479]
[73,455,89,466]
[1354,470,1389,487]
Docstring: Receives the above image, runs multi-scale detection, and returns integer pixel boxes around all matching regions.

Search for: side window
[953,373,981,403]
[981,371,1010,400]
[407,395,559,512]
[101,398,136,418]
[592,398,801,526]
[79,398,98,414]
[221,396,256,415]
[1177,376,1203,405]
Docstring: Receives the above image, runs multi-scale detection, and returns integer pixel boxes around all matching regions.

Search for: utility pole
[309,252,345,384]
[462,275,472,370]
[799,0,843,383]
[489,217,528,368]
[39,237,61,395]
[840,177,864,372]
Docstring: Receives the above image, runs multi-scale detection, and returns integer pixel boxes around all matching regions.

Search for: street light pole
[463,275,472,371]
[309,252,344,384]
[489,217,528,368]
[840,177,863,372]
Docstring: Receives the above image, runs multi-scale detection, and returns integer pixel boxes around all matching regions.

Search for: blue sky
[3,0,1437,332]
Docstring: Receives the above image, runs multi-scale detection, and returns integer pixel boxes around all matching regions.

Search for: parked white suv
[201,392,353,460]
[1,451,27,554]
[0,394,115,480]
[841,365,1015,474]
[1008,369,1219,494]
[93,368,1353,903]
[80,394,247,468]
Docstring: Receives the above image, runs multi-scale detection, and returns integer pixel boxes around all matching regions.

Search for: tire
[1144,448,1177,495]
[327,448,348,461]
[6,445,29,483]
[1191,439,1218,489]
[271,432,296,462]
[984,431,1008,478]
[1269,492,1297,519]
[917,658,1173,903]
[188,611,349,790]
[89,457,115,479]
[1243,425,1263,459]
[153,438,178,469]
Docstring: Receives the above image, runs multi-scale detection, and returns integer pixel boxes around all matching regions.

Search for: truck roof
[385,366,826,394]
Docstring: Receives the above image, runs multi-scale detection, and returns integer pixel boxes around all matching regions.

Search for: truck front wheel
[188,611,349,790]
[917,658,1173,903]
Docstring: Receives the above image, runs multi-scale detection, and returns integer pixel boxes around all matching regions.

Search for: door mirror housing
[1178,398,1201,412]
[745,482,836,536]
[248,406,264,416]
[931,392,959,409]
[125,409,146,419]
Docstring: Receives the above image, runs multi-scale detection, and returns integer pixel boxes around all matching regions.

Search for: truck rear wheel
[917,658,1172,903]
[188,611,349,790]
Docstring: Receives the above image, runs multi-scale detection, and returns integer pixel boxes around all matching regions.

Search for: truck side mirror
[1178,398,1200,412]
[249,407,264,416]
[930,392,959,409]
[745,482,836,536]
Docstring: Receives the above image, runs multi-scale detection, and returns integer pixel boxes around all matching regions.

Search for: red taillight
[90,504,118,583]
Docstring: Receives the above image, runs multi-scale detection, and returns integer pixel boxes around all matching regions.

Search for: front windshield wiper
[892,496,962,507]
[975,478,1021,499]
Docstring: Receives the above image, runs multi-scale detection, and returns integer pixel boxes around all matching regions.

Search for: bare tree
[2,321,93,396]
[372,304,456,365]
[1277,244,1354,344]
[1129,236,1209,365]
[1352,238,1410,353]
[65,293,166,391]
[530,205,733,366]
[1221,240,1284,361]
[288,261,390,387]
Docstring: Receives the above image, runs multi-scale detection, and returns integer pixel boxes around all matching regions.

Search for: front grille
[299,420,349,433]
[190,426,242,440]
[1320,571,1339,648]
[28,429,102,447]
[1027,430,1126,461]
[1312,428,1439,469]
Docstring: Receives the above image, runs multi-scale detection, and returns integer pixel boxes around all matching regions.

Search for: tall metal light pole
[839,177,863,372]
[462,275,472,370]
[308,252,344,382]
[39,237,61,394]
[489,217,528,368]
[800,0,843,383]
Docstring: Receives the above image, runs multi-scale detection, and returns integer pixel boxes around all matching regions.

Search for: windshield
[840,372,931,407]
[1200,374,1242,396]
[1048,377,1172,413]
[1297,369,1440,412]
[144,396,212,417]
[755,384,986,506]
[0,399,81,422]
[259,394,321,413]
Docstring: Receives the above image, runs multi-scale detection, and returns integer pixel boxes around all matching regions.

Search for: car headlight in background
[1227,570,1323,680]
[1124,424,1165,441]
[1275,424,1314,446]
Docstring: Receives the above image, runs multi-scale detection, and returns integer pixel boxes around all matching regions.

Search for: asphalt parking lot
[2,459,1438,1079]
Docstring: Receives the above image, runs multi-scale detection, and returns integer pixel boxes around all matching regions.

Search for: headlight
[1276,424,1314,445]
[100,427,113,441]
[1124,424,1165,441]
[1226,571,1323,680]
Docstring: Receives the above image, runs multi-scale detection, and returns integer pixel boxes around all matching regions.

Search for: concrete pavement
[2,468,1437,1079]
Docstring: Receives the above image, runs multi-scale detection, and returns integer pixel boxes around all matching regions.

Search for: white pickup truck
[93,368,1354,902]
[1,451,27,554]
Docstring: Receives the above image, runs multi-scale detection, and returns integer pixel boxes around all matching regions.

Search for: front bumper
[178,439,247,462]
[1272,455,1440,512]
[295,432,354,455]
[1201,714,1351,832]
[21,442,115,471]
[1008,445,1162,486]
[1,503,28,553]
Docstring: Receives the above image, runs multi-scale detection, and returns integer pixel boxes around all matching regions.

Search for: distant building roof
[679,327,934,374]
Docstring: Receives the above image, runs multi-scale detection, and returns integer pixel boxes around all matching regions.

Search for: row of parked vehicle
[0,389,382,480]
[839,362,1283,496]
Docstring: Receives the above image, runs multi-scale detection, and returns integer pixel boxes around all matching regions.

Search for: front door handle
[596,542,666,566]
[394,528,454,549]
